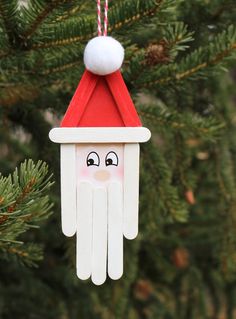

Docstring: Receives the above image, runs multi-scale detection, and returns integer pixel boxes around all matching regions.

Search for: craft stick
[92,187,108,285]
[123,143,140,240]
[49,127,151,144]
[76,182,93,280]
[60,144,77,237]
[108,182,123,280]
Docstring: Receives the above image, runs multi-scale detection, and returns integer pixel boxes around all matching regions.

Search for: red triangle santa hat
[49,37,151,144]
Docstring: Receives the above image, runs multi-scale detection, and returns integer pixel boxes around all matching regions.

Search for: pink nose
[94,170,111,182]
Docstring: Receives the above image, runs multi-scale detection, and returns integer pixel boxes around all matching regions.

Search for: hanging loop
[97,0,109,36]
[103,0,109,36]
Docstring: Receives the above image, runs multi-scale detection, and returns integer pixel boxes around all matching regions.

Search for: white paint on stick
[76,182,93,280]
[91,187,108,285]
[108,182,123,280]
[60,144,77,237]
[123,143,140,240]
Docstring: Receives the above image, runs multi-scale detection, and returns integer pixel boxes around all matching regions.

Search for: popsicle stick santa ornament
[49,0,151,286]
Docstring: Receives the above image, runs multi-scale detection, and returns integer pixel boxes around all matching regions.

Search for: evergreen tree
[0,0,236,318]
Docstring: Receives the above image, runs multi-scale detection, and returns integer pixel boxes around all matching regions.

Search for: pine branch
[54,4,83,22]
[21,0,71,41]
[42,60,82,75]
[0,0,19,47]
[125,22,194,82]
[108,0,164,33]
[30,0,163,50]
[0,159,53,266]
[140,104,225,141]
[136,26,236,87]
[1,243,44,267]
[158,43,235,85]
[0,42,83,87]
[161,22,194,59]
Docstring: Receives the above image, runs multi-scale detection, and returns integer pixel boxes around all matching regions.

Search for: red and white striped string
[97,0,109,37]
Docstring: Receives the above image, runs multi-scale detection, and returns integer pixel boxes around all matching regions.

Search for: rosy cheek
[80,167,90,178]
[110,166,124,180]
[117,166,124,178]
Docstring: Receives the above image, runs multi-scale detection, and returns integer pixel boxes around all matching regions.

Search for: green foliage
[140,101,225,141]
[0,0,236,318]
[0,0,19,47]
[162,22,195,57]
[0,159,53,266]
[132,25,236,88]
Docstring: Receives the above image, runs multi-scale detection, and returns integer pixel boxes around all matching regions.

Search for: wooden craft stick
[60,144,77,237]
[92,187,108,285]
[123,143,140,240]
[108,182,123,280]
[76,182,93,280]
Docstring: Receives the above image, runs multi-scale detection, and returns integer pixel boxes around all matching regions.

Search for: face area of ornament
[60,141,141,285]
[76,144,124,186]
[75,143,125,285]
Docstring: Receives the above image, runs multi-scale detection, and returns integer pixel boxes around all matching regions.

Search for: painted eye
[87,152,100,167]
[105,151,118,166]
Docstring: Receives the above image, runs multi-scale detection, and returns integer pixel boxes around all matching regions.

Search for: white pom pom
[84,36,124,75]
